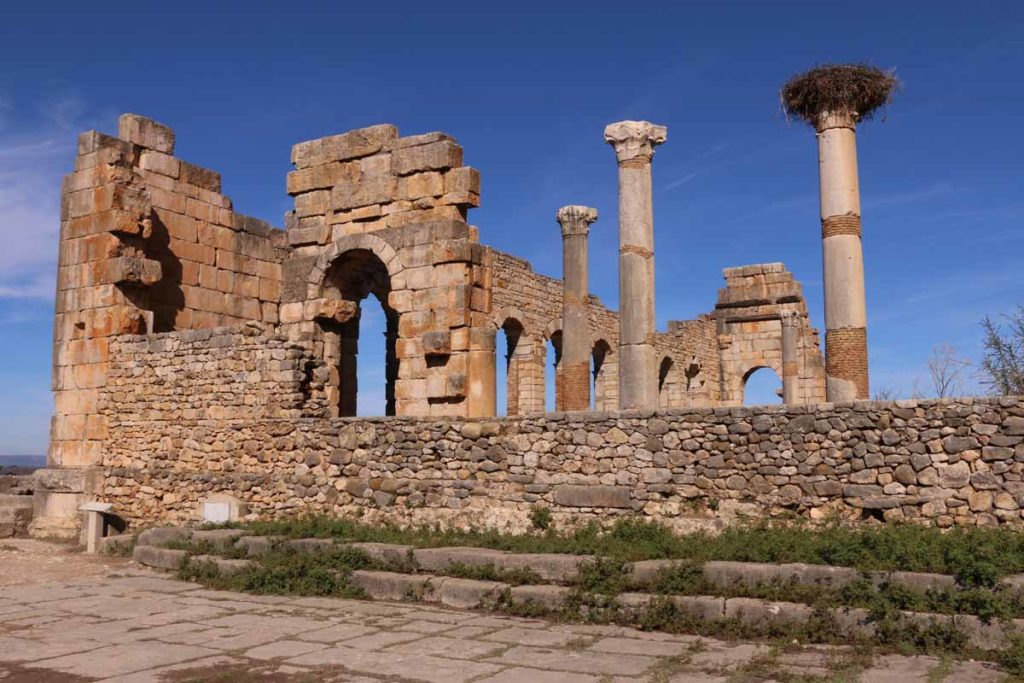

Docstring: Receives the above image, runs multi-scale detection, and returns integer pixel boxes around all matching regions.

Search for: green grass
[177,545,373,598]
[229,515,1024,581]
[644,562,1024,620]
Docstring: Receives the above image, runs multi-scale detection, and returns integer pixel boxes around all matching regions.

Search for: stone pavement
[0,540,1009,682]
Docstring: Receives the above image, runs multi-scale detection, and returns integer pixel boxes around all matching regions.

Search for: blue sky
[1,1,1022,454]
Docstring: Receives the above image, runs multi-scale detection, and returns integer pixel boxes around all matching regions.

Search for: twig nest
[781,63,900,126]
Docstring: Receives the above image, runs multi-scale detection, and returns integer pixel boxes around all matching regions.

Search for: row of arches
[309,240,783,417]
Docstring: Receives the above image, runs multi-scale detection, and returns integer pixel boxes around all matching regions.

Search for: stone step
[135,529,968,594]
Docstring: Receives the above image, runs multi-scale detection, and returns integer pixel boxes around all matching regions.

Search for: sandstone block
[331,175,396,210]
[137,526,192,547]
[509,584,569,609]
[349,569,434,601]
[291,124,398,169]
[391,141,463,176]
[435,577,507,609]
[118,113,175,153]
[133,544,188,570]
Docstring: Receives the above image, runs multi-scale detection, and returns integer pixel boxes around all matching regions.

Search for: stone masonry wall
[96,340,1024,530]
[490,251,721,413]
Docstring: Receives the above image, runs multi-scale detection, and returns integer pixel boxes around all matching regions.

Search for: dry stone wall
[96,341,1024,530]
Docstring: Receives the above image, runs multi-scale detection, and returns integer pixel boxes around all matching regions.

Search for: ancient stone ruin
[31,88,1024,538]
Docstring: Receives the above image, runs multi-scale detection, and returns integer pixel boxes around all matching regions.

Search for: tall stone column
[816,110,869,401]
[556,205,598,411]
[780,310,800,405]
[604,121,667,410]
[782,64,898,402]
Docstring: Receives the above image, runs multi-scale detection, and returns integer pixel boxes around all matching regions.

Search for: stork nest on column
[781,63,900,125]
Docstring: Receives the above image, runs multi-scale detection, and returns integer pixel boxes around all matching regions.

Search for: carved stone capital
[604,120,667,164]
[556,205,598,237]
[780,309,802,327]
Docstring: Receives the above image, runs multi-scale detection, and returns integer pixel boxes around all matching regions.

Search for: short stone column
[780,310,801,405]
[556,205,599,411]
[604,121,667,410]
[817,111,869,401]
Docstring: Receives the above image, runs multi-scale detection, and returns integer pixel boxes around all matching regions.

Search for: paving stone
[0,635,109,662]
[483,645,657,676]
[93,655,244,683]
[287,646,503,683]
[338,630,425,650]
[244,639,328,660]
[477,668,602,683]
[443,625,499,639]
[400,609,475,623]
[482,626,582,647]
[28,642,219,678]
[590,635,692,657]
[385,635,506,659]
[687,643,769,672]
[395,619,460,634]
[295,622,378,643]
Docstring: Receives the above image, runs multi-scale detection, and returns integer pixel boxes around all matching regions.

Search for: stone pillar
[555,205,598,411]
[604,121,667,410]
[780,310,800,405]
[817,111,869,401]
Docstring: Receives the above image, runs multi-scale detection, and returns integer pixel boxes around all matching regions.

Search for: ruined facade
[37,114,832,535]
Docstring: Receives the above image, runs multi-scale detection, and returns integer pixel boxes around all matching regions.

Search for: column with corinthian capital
[556,205,598,411]
[604,120,667,410]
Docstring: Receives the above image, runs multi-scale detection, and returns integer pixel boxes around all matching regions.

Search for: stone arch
[307,233,402,300]
[494,312,544,415]
[591,338,616,410]
[739,364,783,406]
[540,320,563,412]
[315,241,401,418]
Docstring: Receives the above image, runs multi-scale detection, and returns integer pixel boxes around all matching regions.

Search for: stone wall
[96,344,1024,530]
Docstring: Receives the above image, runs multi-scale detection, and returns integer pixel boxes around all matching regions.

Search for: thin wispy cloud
[0,94,82,302]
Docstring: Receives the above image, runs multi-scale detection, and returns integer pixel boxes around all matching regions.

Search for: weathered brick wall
[96,342,1024,530]
[490,251,722,413]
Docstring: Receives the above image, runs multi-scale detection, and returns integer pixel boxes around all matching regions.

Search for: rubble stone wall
[97,354,1024,529]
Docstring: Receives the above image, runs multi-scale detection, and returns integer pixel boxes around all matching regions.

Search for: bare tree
[927,344,972,398]
[981,307,1024,396]
[872,386,897,401]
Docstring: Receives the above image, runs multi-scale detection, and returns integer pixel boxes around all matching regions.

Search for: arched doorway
[742,366,782,406]
[322,248,398,417]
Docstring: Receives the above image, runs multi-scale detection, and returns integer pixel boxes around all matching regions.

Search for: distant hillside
[0,455,46,472]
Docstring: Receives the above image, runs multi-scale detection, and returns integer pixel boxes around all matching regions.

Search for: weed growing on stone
[233,516,1024,580]
[178,545,372,598]
[442,561,543,586]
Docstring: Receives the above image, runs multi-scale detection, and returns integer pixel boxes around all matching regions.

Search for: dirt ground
[0,538,129,588]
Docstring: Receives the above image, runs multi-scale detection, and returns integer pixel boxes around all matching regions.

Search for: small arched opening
[322,248,398,417]
[545,330,562,412]
[496,318,524,416]
[658,356,675,408]
[592,339,614,410]
[742,366,783,406]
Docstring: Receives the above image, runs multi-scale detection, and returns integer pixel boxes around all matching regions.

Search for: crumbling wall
[43,114,287,536]
[99,393,1024,531]
[277,125,493,418]
[713,263,826,406]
